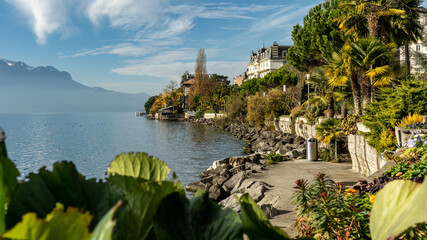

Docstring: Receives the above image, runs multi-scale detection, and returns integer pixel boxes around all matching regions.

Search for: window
[416,45,421,52]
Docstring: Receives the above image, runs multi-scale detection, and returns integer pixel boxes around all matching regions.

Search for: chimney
[272,42,279,58]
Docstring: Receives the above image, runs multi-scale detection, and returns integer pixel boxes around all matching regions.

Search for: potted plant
[395,113,427,147]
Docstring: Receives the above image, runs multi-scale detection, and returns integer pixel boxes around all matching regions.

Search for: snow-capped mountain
[0,59,149,113]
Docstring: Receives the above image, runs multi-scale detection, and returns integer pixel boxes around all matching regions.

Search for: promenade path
[247,160,365,237]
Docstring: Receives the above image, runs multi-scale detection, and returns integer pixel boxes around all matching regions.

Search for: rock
[245,162,256,170]
[219,193,243,212]
[208,184,226,202]
[285,149,300,158]
[251,164,264,172]
[223,171,248,193]
[185,181,207,192]
[246,184,265,202]
[294,136,306,145]
[295,147,306,157]
[212,158,230,170]
[257,194,280,218]
[212,175,228,186]
[229,164,245,175]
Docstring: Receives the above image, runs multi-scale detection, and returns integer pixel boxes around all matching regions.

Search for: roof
[183,78,195,85]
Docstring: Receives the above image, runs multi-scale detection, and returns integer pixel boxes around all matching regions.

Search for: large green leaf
[107,152,170,181]
[117,181,179,240]
[370,180,427,240]
[0,156,19,234]
[154,191,243,240]
[6,161,122,231]
[3,203,92,240]
[238,194,289,240]
[90,201,121,240]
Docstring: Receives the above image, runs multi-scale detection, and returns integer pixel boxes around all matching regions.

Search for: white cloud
[250,5,315,33]
[111,58,247,83]
[64,43,156,58]
[5,0,70,44]
[86,0,169,29]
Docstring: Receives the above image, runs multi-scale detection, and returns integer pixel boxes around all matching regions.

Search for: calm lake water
[0,112,246,187]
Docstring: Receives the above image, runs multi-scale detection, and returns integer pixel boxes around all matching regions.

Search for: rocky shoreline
[185,118,308,217]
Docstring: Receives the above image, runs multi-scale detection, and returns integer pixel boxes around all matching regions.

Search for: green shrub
[265,153,286,162]
[292,173,371,239]
[363,79,427,153]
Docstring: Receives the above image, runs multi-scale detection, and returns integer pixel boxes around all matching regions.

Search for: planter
[395,127,427,147]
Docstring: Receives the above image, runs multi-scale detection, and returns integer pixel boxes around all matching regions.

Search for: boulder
[185,181,207,192]
[219,193,243,212]
[285,149,300,158]
[212,175,228,186]
[295,147,307,157]
[257,194,280,218]
[229,164,245,175]
[212,158,230,170]
[223,171,248,193]
[208,184,226,202]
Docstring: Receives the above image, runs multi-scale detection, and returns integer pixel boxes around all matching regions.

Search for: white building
[246,42,291,80]
[400,7,427,73]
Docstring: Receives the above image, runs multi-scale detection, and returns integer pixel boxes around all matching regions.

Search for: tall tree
[326,37,397,115]
[189,48,208,104]
[287,0,346,72]
[336,0,423,73]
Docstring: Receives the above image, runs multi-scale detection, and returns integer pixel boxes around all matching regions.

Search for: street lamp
[306,73,310,108]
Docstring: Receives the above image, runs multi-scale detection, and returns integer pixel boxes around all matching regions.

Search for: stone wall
[275,117,385,176]
[347,123,387,177]
[275,116,325,139]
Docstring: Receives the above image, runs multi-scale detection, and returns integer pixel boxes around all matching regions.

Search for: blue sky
[1,0,426,96]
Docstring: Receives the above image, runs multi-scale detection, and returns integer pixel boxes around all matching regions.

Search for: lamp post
[306,73,310,108]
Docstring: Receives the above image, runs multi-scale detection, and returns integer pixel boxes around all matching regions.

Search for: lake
[0,112,246,187]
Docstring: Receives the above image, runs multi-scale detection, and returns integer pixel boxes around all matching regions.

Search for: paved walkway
[247,159,365,237]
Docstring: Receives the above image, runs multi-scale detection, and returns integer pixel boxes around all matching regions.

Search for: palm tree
[305,67,344,118]
[347,37,397,104]
[315,118,342,162]
[326,38,397,115]
[326,49,363,116]
[389,0,424,74]
[336,0,406,41]
[336,0,424,72]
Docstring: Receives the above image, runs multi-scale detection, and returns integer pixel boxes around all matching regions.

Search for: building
[233,76,244,86]
[246,42,292,80]
[182,78,195,96]
[399,7,427,73]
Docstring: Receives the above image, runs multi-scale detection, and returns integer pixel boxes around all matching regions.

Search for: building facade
[399,7,427,73]
[246,42,291,80]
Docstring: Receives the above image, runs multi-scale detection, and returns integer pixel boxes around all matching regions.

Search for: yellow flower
[370,195,376,204]
[345,188,358,197]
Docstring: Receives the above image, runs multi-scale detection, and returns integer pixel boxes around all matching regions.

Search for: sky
[1,0,426,96]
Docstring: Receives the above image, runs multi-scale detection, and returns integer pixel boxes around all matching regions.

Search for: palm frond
[365,65,390,79]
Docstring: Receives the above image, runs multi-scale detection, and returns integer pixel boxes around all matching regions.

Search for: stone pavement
[247,159,365,237]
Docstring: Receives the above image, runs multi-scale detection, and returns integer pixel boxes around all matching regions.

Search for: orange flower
[345,188,358,197]
[370,195,376,204]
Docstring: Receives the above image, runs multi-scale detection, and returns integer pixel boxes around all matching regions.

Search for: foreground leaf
[6,161,122,230]
[90,201,122,240]
[0,156,19,234]
[238,194,289,240]
[3,203,92,240]
[116,180,180,240]
[370,180,427,240]
[154,191,243,240]
[107,152,170,181]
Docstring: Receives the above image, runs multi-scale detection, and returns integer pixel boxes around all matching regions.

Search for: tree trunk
[327,96,334,119]
[405,44,411,75]
[350,74,362,116]
[340,101,347,118]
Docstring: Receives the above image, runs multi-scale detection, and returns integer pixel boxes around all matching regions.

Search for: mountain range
[0,59,149,113]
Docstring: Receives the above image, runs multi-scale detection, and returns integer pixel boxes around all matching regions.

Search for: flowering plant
[398,113,427,129]
[406,130,427,148]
